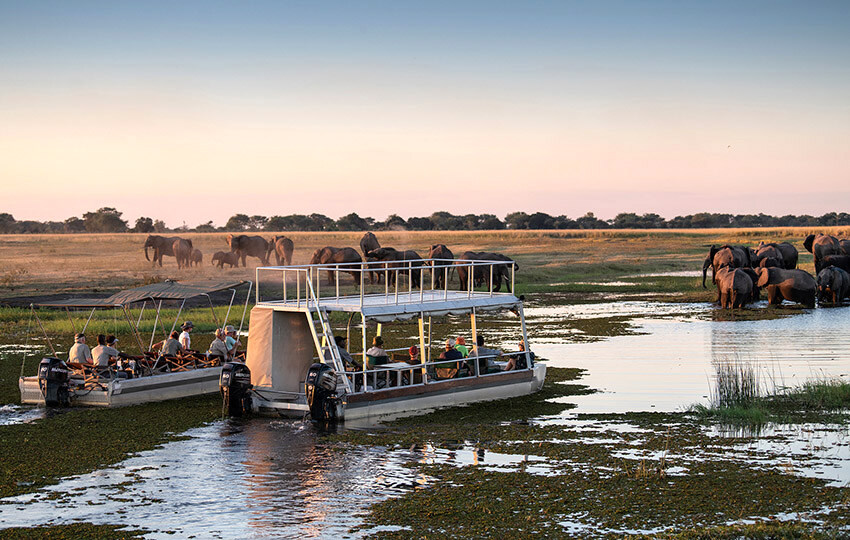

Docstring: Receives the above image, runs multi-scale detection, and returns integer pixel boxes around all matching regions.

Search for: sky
[1,0,848,227]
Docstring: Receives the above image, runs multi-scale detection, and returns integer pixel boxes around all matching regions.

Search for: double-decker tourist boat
[244,258,546,422]
[19,279,251,407]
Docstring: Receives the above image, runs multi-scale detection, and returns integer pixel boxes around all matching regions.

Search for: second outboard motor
[38,357,70,407]
[305,362,340,422]
[220,362,253,416]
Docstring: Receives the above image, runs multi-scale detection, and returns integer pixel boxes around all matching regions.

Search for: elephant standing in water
[226,234,270,267]
[714,267,753,309]
[366,247,424,288]
[754,244,784,269]
[428,244,454,289]
[755,267,816,308]
[173,239,193,269]
[268,236,294,266]
[143,235,192,267]
[820,255,850,273]
[756,241,798,269]
[702,245,751,290]
[310,247,362,285]
[817,266,850,304]
[803,234,841,273]
[360,232,382,284]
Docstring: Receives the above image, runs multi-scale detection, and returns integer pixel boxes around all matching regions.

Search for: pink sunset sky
[1,1,848,227]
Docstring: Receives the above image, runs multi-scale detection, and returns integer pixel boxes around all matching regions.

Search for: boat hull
[19,367,223,407]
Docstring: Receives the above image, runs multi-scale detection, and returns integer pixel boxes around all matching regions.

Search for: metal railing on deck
[255,258,517,308]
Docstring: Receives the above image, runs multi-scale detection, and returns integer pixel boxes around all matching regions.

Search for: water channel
[1,301,849,537]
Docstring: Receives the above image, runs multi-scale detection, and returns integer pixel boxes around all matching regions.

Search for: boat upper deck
[255,258,520,320]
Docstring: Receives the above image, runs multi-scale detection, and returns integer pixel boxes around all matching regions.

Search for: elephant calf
[817,266,850,304]
[714,267,753,309]
[190,249,203,267]
[212,251,239,269]
[755,267,816,308]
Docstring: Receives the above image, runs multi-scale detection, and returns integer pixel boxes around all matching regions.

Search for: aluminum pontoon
[247,258,546,422]
[19,279,251,407]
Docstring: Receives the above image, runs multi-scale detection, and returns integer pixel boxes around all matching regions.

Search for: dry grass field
[0,227,845,302]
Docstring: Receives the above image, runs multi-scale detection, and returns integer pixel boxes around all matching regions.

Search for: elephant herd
[702,233,850,309]
[143,234,294,270]
[309,232,518,291]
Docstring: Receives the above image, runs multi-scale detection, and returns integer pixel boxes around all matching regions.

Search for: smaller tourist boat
[19,279,251,407]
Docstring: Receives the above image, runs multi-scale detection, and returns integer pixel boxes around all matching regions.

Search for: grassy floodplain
[1,228,849,538]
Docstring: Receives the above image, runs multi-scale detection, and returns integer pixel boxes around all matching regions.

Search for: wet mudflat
[1,301,849,538]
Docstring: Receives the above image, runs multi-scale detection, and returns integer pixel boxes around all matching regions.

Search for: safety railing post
[489,264,494,297]
[335,264,340,299]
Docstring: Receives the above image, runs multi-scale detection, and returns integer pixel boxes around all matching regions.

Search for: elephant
[143,235,192,267]
[173,239,193,269]
[360,232,382,284]
[740,267,762,302]
[212,251,239,269]
[817,266,850,304]
[457,252,517,292]
[840,239,850,256]
[268,235,294,266]
[310,247,362,285]
[755,267,816,308]
[754,244,784,269]
[756,241,798,269]
[803,234,841,273]
[428,244,454,289]
[702,245,751,289]
[226,234,270,267]
[819,254,850,273]
[714,267,753,309]
[190,249,203,267]
[366,247,424,288]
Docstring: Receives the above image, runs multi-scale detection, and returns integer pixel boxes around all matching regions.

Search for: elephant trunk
[145,244,150,261]
[701,257,711,288]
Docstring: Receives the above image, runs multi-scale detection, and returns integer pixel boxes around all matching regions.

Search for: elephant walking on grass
[817,266,850,304]
[143,235,192,267]
[360,232,382,284]
[190,249,203,267]
[212,251,239,269]
[428,244,454,289]
[457,252,517,293]
[268,236,294,266]
[173,239,193,269]
[310,247,362,286]
[226,234,270,267]
[755,267,816,308]
[366,247,424,288]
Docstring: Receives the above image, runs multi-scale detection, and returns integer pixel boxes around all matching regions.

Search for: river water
[1,301,849,537]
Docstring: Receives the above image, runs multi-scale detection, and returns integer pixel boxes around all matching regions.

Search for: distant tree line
[2,208,850,234]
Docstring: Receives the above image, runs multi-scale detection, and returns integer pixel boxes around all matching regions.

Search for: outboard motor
[38,357,70,407]
[305,362,341,422]
[220,362,253,416]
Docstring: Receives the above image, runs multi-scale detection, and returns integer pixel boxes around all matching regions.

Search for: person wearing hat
[408,345,420,364]
[224,325,241,359]
[327,335,357,370]
[68,332,93,365]
[179,321,194,351]
[436,338,463,377]
[207,328,228,359]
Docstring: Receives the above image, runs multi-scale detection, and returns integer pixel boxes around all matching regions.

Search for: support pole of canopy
[418,315,427,384]
[32,306,57,358]
[136,301,146,328]
[361,312,367,388]
[64,308,76,334]
[236,281,253,339]
[470,308,479,377]
[518,303,531,368]
[205,294,220,329]
[222,288,237,329]
[81,307,96,334]
[427,315,432,364]
[170,299,186,336]
[149,300,162,350]
[122,305,146,354]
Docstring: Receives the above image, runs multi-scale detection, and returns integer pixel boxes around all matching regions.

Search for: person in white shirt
[68,333,93,364]
[179,321,194,350]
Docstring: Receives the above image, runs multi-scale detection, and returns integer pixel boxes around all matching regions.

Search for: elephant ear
[803,234,815,253]
[756,267,771,287]
[708,245,719,261]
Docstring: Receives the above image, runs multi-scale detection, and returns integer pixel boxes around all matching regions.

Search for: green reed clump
[766,377,850,413]
[690,359,769,424]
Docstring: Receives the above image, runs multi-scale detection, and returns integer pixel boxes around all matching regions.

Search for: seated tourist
[68,333,93,365]
[153,331,183,357]
[468,335,502,375]
[454,336,469,357]
[105,335,130,378]
[224,325,241,360]
[436,338,463,378]
[408,345,420,364]
[505,340,535,371]
[327,335,358,370]
[207,328,229,359]
[364,336,389,369]
[90,334,108,367]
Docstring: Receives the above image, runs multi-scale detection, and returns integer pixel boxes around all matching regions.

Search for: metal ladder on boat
[305,275,352,393]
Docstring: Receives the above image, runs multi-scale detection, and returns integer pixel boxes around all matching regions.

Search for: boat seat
[434,366,459,379]
[197,353,223,368]
[163,355,195,372]
[67,362,108,389]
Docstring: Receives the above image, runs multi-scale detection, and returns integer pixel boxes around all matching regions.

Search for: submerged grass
[0,394,221,498]
[0,524,145,539]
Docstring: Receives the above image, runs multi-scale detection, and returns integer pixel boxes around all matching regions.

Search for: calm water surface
[2,301,849,536]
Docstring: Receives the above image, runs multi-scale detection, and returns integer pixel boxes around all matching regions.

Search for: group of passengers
[67,332,134,378]
[332,333,532,379]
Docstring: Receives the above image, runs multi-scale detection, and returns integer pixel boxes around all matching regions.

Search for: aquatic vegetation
[0,524,145,539]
